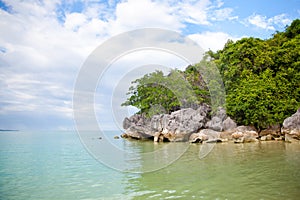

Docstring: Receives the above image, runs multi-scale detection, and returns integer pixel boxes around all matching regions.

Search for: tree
[121,66,210,117]
[211,19,300,129]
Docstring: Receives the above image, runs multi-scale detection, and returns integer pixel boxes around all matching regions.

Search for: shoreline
[121,106,300,143]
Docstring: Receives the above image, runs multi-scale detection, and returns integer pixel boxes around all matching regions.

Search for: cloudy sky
[0,0,299,130]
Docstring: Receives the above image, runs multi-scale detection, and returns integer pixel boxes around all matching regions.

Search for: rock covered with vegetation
[121,19,300,143]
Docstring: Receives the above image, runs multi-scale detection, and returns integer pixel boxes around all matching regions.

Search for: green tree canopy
[210,19,300,129]
[121,66,210,117]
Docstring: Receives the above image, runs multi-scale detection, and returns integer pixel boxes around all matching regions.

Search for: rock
[285,130,300,142]
[124,125,153,140]
[199,129,221,140]
[219,131,233,140]
[274,136,283,141]
[153,132,160,142]
[282,109,300,142]
[243,131,259,142]
[167,106,209,134]
[114,136,120,139]
[205,107,227,131]
[222,117,237,131]
[205,107,237,132]
[235,125,257,132]
[205,138,222,143]
[260,124,281,137]
[120,133,128,138]
[153,132,167,142]
[232,132,243,139]
[283,108,300,130]
[232,126,258,143]
[260,134,273,141]
[233,134,244,143]
[123,114,150,129]
[123,117,131,130]
[189,133,208,143]
[150,114,164,132]
[205,116,223,131]
[189,129,221,143]
[122,104,212,142]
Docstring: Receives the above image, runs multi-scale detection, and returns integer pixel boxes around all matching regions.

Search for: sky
[0,0,299,130]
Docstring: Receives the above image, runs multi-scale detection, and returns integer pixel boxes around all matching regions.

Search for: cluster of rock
[121,104,300,143]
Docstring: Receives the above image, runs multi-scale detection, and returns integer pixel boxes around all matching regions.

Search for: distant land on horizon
[0,129,19,131]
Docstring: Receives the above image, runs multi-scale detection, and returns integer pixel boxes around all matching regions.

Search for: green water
[129,142,300,199]
[0,131,299,199]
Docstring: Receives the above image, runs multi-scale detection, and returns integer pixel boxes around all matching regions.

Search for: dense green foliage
[122,19,300,128]
[121,68,210,117]
[210,19,300,129]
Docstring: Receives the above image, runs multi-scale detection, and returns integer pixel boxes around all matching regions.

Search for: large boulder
[189,129,221,143]
[205,107,226,131]
[167,106,210,134]
[123,125,153,140]
[205,107,237,132]
[282,109,300,142]
[222,117,237,131]
[231,126,258,143]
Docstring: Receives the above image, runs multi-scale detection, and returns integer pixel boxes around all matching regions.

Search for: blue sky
[0,0,299,130]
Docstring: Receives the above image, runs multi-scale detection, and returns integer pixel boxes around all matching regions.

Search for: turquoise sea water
[0,131,300,200]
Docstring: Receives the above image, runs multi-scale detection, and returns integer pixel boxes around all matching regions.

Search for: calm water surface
[0,131,299,200]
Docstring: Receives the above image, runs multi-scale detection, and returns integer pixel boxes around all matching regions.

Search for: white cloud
[188,32,242,51]
[270,14,291,26]
[0,0,240,129]
[211,7,238,21]
[247,14,275,30]
[64,12,87,31]
[109,0,183,33]
[247,13,291,30]
[176,0,211,25]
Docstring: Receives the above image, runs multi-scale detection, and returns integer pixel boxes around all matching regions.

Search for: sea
[0,130,300,200]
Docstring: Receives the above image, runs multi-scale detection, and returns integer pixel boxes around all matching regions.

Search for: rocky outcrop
[150,106,210,135]
[122,106,300,143]
[123,104,211,142]
[282,108,300,142]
